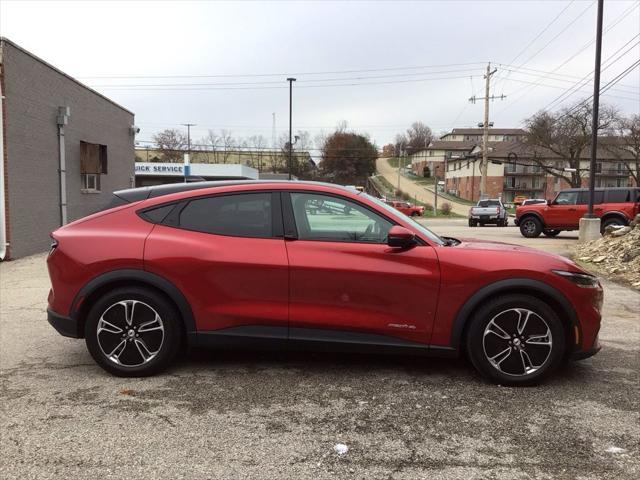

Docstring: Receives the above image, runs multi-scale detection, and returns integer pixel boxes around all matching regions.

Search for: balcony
[503,183,546,191]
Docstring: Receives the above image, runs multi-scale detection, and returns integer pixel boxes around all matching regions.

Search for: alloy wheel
[97,300,165,367]
[482,308,553,376]
[522,220,537,235]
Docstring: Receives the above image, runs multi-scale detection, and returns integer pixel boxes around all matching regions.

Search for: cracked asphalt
[1,222,639,479]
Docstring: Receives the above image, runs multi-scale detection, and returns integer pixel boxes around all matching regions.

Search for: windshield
[360,193,445,246]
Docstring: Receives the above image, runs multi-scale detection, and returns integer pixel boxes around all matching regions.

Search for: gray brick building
[0,38,135,259]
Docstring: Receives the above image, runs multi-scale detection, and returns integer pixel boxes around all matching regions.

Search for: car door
[144,191,289,335]
[282,190,440,345]
[546,191,579,228]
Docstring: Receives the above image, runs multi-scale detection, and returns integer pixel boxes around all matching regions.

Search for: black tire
[601,216,625,233]
[85,287,183,377]
[411,211,419,217]
[519,216,543,238]
[543,229,561,237]
[468,219,477,227]
[466,294,565,386]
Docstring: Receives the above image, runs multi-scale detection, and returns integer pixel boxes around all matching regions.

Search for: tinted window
[606,190,629,203]
[577,190,604,205]
[290,193,392,243]
[140,204,175,223]
[478,200,499,207]
[179,193,272,237]
[555,191,578,205]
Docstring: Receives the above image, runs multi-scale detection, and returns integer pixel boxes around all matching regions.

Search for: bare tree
[605,114,640,184]
[248,134,268,171]
[220,129,236,163]
[202,130,221,163]
[523,101,619,187]
[405,121,433,154]
[152,129,187,162]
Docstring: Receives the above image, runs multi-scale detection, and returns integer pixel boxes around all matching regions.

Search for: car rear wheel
[411,211,419,217]
[601,217,625,233]
[543,229,561,237]
[466,294,565,386]
[519,217,542,238]
[85,287,182,377]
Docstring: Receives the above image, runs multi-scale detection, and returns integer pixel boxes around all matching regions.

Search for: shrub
[424,202,434,211]
[401,192,411,201]
[440,202,452,215]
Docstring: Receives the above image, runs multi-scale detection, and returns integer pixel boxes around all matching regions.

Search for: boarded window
[80,141,107,174]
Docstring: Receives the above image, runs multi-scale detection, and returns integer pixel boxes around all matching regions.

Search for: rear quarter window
[178,193,273,238]
[606,190,630,203]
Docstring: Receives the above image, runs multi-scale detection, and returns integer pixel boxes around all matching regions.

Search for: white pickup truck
[468,199,508,227]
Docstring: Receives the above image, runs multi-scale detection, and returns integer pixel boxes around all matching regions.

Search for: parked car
[515,187,640,238]
[47,181,602,386]
[386,200,425,217]
[468,199,508,227]
[513,195,528,205]
[520,198,547,206]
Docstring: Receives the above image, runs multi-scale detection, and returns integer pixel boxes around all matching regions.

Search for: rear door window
[178,193,273,238]
[577,190,604,204]
[606,190,629,203]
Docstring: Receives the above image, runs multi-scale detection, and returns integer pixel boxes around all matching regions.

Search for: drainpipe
[57,106,70,225]
[0,68,7,260]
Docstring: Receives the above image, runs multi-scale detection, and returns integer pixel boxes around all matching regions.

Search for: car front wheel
[519,217,542,238]
[466,294,565,386]
[85,287,182,377]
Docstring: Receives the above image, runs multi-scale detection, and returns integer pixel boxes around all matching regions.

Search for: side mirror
[547,199,552,206]
[387,225,417,248]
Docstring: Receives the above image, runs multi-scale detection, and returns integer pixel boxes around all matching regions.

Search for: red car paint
[47,181,601,358]
[516,187,640,232]
[387,200,425,217]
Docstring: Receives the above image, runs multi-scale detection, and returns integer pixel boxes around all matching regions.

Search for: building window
[81,173,101,192]
[506,161,516,173]
[595,162,602,174]
[80,141,107,192]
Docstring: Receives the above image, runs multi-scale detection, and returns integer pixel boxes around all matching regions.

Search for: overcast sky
[1,0,639,149]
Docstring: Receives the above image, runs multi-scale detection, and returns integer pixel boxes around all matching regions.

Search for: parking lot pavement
[1,229,639,479]
[418,217,579,254]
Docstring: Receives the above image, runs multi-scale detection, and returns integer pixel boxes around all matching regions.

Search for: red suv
[386,200,425,217]
[47,181,603,385]
[516,187,640,238]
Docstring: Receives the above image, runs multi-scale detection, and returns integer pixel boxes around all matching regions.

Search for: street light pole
[587,0,604,218]
[181,123,196,183]
[287,78,296,180]
[579,0,605,243]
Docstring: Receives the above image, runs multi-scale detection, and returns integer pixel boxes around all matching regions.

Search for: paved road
[1,224,639,479]
[376,157,471,215]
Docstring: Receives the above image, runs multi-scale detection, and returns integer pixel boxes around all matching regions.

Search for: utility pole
[579,0,604,242]
[468,63,505,198]
[181,123,196,182]
[271,112,276,149]
[287,78,296,180]
[397,146,405,198]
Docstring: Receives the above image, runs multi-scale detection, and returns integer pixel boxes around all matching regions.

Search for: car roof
[112,180,354,204]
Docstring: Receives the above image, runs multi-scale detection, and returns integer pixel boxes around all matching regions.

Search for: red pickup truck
[515,187,640,238]
[386,200,425,217]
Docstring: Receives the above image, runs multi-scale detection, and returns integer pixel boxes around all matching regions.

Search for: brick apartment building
[411,128,637,203]
[1,38,135,259]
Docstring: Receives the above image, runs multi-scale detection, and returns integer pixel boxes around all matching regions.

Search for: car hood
[453,237,579,268]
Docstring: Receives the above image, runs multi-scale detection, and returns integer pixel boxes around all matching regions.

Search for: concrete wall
[1,40,134,258]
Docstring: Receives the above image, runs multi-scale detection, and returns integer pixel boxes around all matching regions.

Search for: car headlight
[552,270,600,288]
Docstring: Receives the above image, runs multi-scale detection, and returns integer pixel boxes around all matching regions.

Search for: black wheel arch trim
[449,278,579,352]
[601,211,629,223]
[71,269,196,336]
[518,212,545,226]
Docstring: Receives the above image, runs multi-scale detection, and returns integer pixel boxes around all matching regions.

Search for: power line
[495,1,639,117]
[77,61,487,80]
[88,67,482,88]
[541,36,640,111]
[495,0,576,93]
